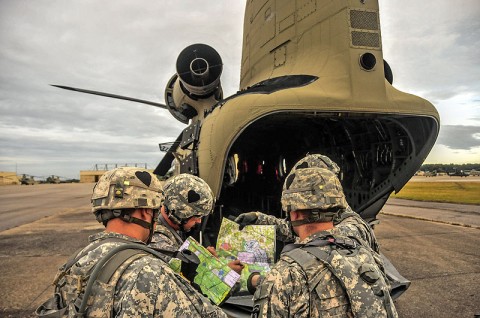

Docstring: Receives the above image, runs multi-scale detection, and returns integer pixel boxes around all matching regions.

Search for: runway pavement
[383,198,480,228]
[375,214,479,318]
[0,183,478,317]
[0,183,94,231]
[409,175,480,182]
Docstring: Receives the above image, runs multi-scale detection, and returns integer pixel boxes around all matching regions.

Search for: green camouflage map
[216,217,276,292]
[169,236,240,305]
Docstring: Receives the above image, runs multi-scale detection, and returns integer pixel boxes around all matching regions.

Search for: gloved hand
[234,212,259,230]
[247,272,264,294]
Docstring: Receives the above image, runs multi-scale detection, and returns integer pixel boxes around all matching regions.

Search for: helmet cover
[291,154,340,175]
[162,174,214,224]
[91,167,163,214]
[281,167,347,213]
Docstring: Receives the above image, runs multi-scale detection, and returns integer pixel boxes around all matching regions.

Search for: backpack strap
[281,235,356,254]
[299,245,396,318]
[77,244,199,316]
[52,238,132,287]
[96,248,148,284]
[39,239,190,318]
[158,214,184,245]
[285,248,330,293]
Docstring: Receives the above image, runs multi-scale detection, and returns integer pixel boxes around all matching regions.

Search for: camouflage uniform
[58,231,227,317]
[287,154,379,251]
[252,228,348,317]
[150,221,184,260]
[334,207,380,253]
[252,229,396,317]
[252,207,380,253]
[150,173,215,261]
[252,166,397,317]
[237,154,380,252]
[250,212,295,242]
[38,168,227,317]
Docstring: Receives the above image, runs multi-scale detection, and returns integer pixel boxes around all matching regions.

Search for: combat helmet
[281,167,347,224]
[291,153,340,175]
[91,167,163,226]
[162,174,215,225]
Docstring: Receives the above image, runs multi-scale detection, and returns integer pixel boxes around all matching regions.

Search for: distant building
[0,172,20,185]
[79,170,106,183]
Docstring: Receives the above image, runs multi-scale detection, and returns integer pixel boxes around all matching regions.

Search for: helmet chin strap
[285,214,296,236]
[180,220,189,233]
[165,205,194,233]
[113,209,157,244]
[145,218,155,244]
[288,209,339,226]
[182,221,201,234]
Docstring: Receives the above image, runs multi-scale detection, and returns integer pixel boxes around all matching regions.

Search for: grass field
[391,182,480,204]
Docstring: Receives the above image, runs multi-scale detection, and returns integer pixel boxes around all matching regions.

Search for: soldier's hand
[228,259,244,274]
[234,212,259,230]
[206,246,219,258]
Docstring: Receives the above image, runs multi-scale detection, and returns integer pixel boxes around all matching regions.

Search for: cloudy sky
[0,1,479,179]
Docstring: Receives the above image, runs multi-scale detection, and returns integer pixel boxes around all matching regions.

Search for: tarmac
[0,183,478,317]
[383,197,480,229]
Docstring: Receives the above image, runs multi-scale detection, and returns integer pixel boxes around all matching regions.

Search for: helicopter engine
[165,43,224,124]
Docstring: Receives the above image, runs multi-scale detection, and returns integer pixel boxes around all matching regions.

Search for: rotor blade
[50,85,167,109]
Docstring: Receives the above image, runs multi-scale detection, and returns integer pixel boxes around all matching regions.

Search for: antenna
[51,85,167,109]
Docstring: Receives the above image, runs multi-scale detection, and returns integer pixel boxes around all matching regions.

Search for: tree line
[420,163,480,172]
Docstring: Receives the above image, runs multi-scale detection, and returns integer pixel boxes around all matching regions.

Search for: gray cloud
[380,0,480,103]
[436,125,480,150]
[0,1,244,178]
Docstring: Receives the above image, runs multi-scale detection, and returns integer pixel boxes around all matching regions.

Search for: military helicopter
[20,174,37,185]
[448,169,469,177]
[45,175,62,184]
[53,0,439,312]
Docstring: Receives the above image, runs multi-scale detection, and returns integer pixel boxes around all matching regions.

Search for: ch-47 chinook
[20,174,37,185]
[53,0,439,312]
[45,175,61,184]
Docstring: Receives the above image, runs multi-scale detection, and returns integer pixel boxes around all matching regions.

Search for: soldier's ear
[139,208,153,220]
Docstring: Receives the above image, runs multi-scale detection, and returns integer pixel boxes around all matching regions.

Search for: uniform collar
[300,228,336,244]
[88,231,146,245]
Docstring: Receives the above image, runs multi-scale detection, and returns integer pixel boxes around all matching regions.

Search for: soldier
[249,166,397,317]
[150,173,214,258]
[36,167,227,317]
[235,154,380,253]
[150,173,244,273]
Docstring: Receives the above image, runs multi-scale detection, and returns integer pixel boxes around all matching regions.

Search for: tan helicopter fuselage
[165,0,440,223]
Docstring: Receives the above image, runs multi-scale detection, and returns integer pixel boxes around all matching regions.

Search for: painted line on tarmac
[379,211,480,230]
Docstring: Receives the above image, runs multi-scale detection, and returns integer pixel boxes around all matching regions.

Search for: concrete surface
[0,183,94,231]
[383,198,480,228]
[409,176,480,182]
[376,214,479,318]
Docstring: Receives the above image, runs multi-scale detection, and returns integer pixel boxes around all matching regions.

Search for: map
[216,217,276,292]
[169,236,240,305]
